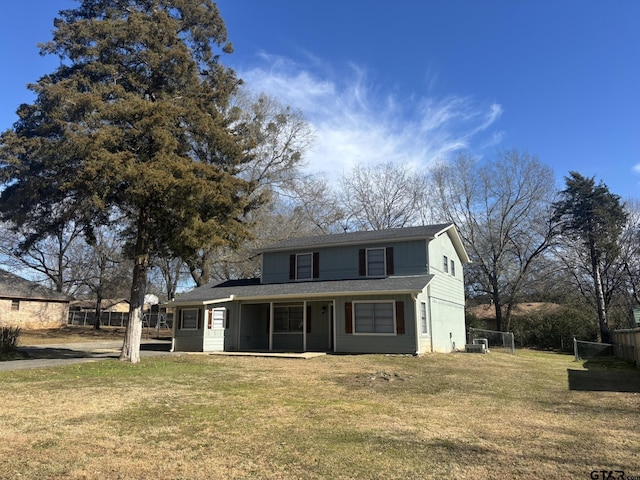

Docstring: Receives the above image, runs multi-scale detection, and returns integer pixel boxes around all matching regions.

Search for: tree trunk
[120,213,150,363]
[120,256,147,363]
[492,289,503,332]
[591,252,610,343]
[93,292,102,330]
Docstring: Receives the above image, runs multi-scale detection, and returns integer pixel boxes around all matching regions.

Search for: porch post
[269,302,274,351]
[303,300,307,352]
[332,299,337,353]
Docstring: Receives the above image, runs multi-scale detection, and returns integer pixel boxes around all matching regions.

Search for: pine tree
[552,172,627,343]
[0,0,258,362]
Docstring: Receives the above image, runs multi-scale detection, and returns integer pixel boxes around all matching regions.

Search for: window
[274,305,304,333]
[366,248,386,276]
[180,308,199,330]
[420,302,429,335]
[10,299,20,311]
[296,253,312,280]
[443,255,449,273]
[359,247,394,277]
[210,308,225,329]
[450,260,456,277]
[289,252,319,280]
[354,301,395,334]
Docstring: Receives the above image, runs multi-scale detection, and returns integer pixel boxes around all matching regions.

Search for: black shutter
[345,302,353,334]
[359,249,366,276]
[289,254,296,280]
[395,301,405,335]
[313,252,320,279]
[386,247,394,275]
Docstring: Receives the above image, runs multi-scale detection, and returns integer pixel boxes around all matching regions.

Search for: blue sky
[1,1,639,199]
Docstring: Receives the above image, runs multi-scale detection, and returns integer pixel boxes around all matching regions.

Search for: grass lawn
[1,347,639,479]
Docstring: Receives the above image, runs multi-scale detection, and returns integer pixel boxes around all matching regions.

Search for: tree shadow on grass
[568,359,640,392]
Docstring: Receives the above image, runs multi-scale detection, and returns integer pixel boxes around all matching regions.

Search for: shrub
[510,307,597,351]
[0,326,21,354]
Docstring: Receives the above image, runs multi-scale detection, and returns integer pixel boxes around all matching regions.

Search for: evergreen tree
[552,172,627,342]
[0,0,258,362]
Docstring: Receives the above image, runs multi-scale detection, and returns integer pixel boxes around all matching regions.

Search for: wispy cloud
[238,54,503,178]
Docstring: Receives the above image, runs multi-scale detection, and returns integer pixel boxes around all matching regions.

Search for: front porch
[236,300,335,353]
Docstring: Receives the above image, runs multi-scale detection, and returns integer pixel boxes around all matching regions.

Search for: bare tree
[338,162,430,231]
[82,227,130,329]
[184,93,316,286]
[431,149,558,331]
[0,220,88,295]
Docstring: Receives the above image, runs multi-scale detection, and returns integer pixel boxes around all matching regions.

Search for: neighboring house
[170,224,471,354]
[70,298,130,313]
[0,269,72,329]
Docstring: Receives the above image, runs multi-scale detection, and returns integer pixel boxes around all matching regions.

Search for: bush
[0,326,21,354]
[510,307,597,351]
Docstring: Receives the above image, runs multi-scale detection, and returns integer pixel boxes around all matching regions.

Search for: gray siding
[427,233,466,352]
[262,239,428,284]
[334,294,417,354]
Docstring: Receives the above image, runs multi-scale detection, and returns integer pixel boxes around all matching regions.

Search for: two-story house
[170,223,470,354]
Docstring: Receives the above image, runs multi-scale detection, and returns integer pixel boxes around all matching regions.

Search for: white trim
[303,300,307,351]
[352,300,397,336]
[269,303,273,351]
[332,300,337,353]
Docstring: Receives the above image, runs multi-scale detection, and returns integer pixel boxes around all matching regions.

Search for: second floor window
[366,248,385,276]
[296,253,312,279]
[289,252,320,280]
[359,247,394,277]
[443,255,449,273]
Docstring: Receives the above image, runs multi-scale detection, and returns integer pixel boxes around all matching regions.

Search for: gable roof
[0,269,72,302]
[260,223,471,263]
[170,275,434,306]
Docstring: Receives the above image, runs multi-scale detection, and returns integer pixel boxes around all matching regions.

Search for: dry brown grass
[1,350,639,479]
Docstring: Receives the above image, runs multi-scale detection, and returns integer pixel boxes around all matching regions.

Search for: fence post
[510,332,515,355]
[573,336,578,362]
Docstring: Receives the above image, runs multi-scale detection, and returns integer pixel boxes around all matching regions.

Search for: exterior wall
[173,306,204,352]
[334,294,417,354]
[262,239,428,284]
[0,298,69,329]
[427,233,466,352]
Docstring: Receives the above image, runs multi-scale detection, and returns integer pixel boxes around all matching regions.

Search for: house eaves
[259,224,453,253]
[169,275,435,307]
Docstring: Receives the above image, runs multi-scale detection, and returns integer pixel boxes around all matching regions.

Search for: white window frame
[273,304,304,333]
[366,248,386,277]
[420,302,429,335]
[450,259,456,277]
[180,308,199,330]
[352,300,396,336]
[211,307,225,329]
[443,255,449,273]
[296,252,313,280]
